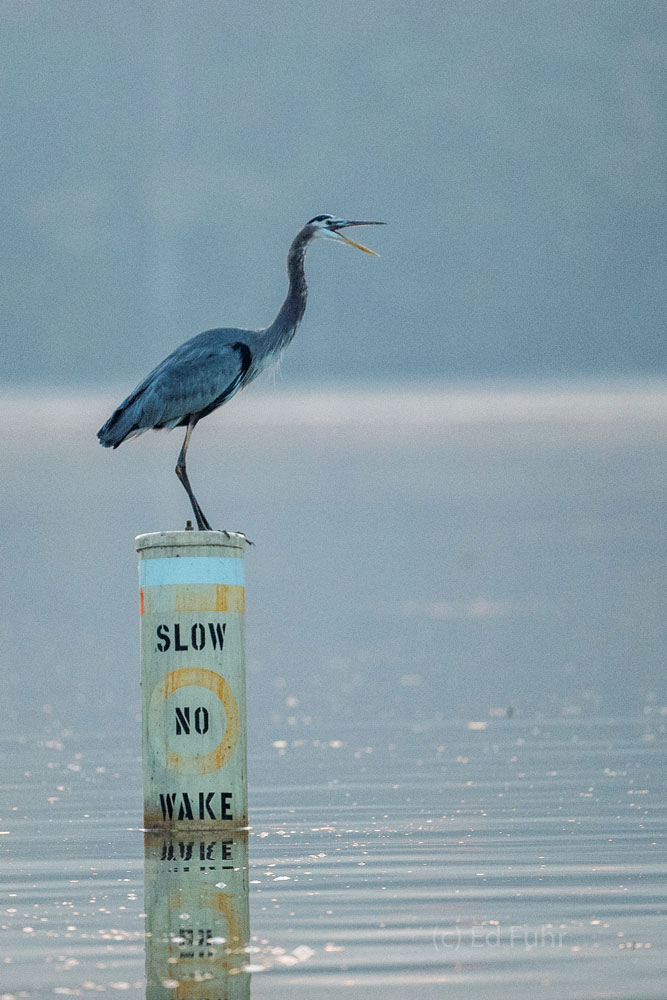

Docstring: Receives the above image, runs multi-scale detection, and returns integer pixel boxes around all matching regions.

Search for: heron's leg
[175,421,212,531]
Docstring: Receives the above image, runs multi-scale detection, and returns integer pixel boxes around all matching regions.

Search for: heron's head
[304,214,385,255]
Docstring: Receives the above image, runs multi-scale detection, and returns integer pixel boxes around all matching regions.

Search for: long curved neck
[265,228,311,354]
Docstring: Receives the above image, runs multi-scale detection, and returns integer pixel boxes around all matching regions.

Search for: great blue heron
[97,214,384,530]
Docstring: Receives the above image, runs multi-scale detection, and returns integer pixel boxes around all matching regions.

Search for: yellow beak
[336,232,379,256]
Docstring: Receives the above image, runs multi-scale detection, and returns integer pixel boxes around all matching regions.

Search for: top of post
[136,530,248,556]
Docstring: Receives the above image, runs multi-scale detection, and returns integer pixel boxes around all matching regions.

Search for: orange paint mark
[141,584,245,614]
[162,667,239,774]
[139,588,144,615]
[216,584,245,613]
[167,887,245,982]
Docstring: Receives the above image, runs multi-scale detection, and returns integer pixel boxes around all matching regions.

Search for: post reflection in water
[144,830,251,999]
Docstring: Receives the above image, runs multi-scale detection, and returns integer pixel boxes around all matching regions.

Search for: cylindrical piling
[137,531,248,830]
[144,830,250,999]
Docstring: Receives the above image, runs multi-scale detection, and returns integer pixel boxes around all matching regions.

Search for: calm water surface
[1,719,666,998]
[1,385,666,996]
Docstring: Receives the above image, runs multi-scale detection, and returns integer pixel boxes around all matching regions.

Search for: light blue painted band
[139,556,245,588]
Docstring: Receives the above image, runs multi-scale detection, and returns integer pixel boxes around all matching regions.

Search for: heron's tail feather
[97,402,143,449]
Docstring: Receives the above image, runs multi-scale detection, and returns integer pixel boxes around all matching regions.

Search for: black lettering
[157,622,225,652]
[221,840,232,860]
[174,624,187,651]
[175,706,191,735]
[156,624,170,652]
[159,793,177,820]
[197,928,212,957]
[159,794,232,824]
[200,840,215,860]
[160,839,194,862]
[194,706,209,734]
[178,793,194,821]
[220,792,232,819]
[191,623,206,650]
[198,792,216,820]
[179,927,194,958]
[178,927,212,959]
[208,622,226,650]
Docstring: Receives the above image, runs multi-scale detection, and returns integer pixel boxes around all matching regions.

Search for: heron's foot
[221,529,254,546]
[195,511,213,531]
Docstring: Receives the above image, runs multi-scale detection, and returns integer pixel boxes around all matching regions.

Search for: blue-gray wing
[98,330,252,448]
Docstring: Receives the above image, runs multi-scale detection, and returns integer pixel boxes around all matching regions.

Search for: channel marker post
[137,530,248,830]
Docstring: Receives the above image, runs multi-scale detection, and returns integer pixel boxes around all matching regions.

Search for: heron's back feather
[98,223,311,451]
[97,328,254,448]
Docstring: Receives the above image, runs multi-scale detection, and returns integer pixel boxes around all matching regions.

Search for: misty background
[1,1,666,731]
[3,9,667,995]
[2,0,667,387]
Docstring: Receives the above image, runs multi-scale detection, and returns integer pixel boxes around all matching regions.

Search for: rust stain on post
[162,667,239,774]
[140,583,245,615]
[216,583,245,613]
[137,530,248,831]
[144,830,250,995]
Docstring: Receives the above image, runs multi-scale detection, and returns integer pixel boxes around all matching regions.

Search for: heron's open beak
[333,221,385,256]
